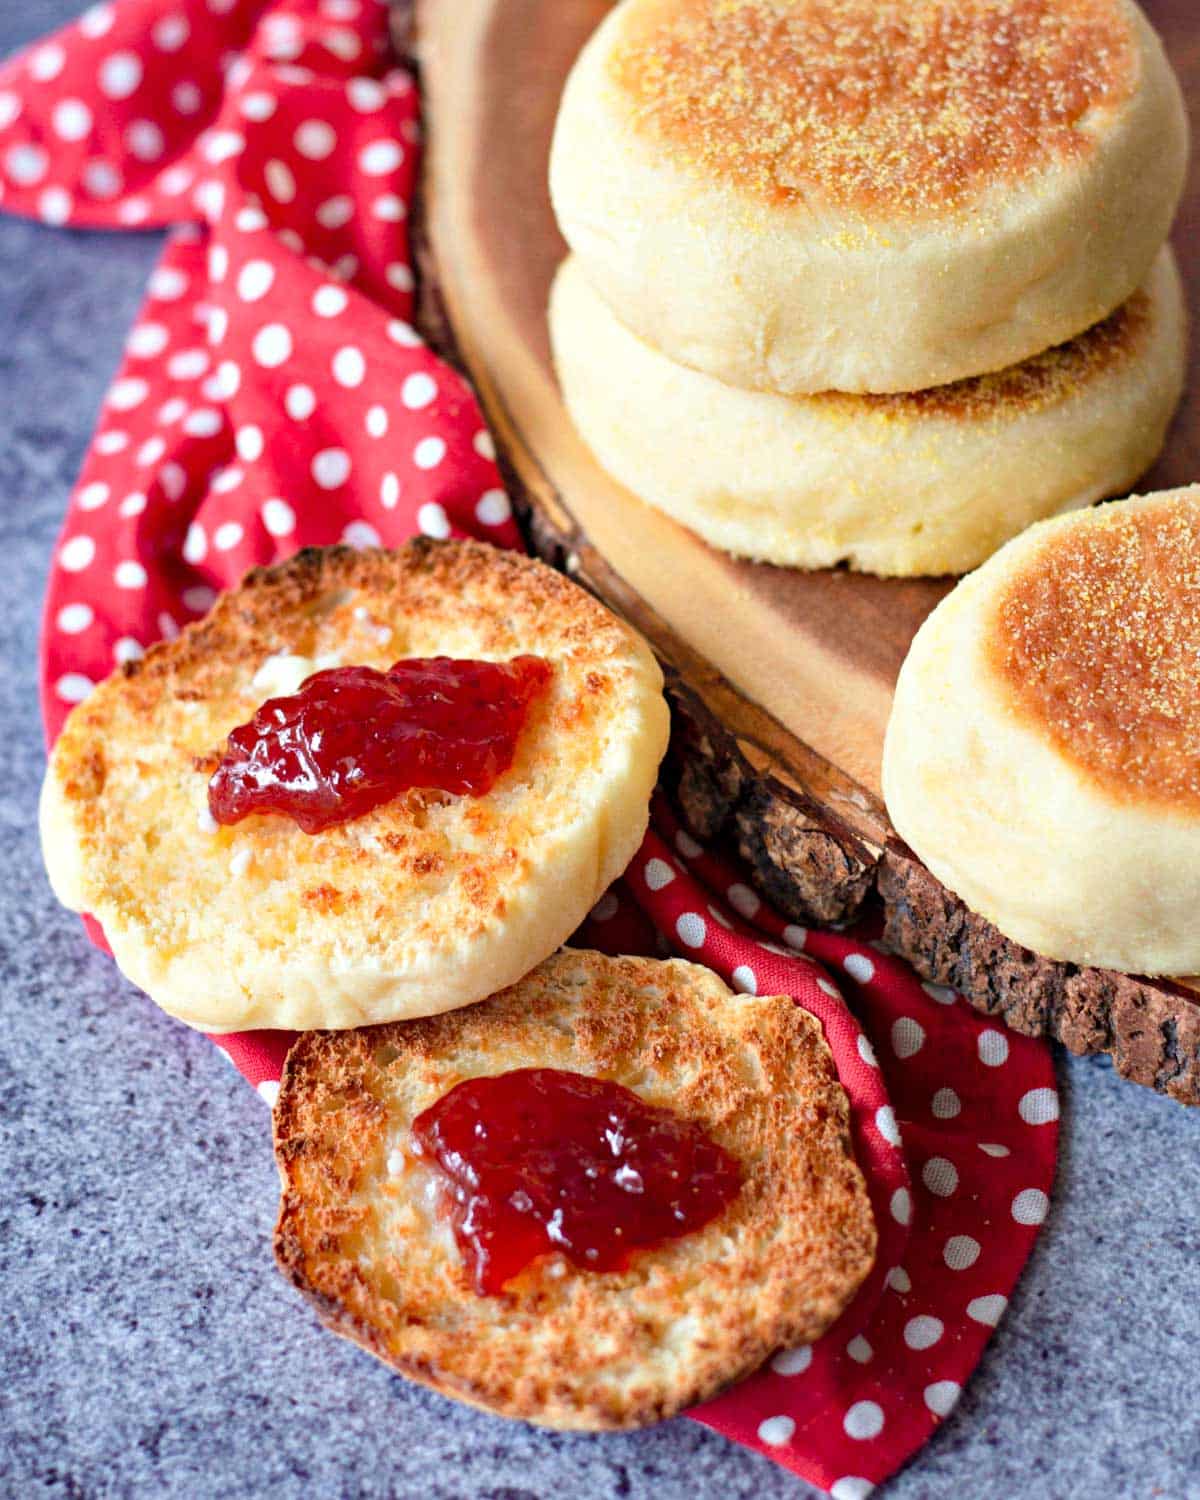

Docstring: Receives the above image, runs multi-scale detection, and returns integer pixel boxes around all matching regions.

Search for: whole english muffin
[549,0,1188,395]
[273,949,877,1429]
[40,541,669,1031]
[884,486,1200,974]
[551,247,1186,576]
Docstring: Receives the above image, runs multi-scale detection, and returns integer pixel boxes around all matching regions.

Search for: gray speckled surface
[2,5,1199,1498]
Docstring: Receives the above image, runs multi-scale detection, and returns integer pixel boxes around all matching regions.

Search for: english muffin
[273,949,877,1429]
[40,541,669,1031]
[549,0,1188,395]
[551,249,1186,576]
[883,487,1200,974]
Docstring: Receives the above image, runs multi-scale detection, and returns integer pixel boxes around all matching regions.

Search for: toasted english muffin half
[273,949,877,1430]
[40,541,669,1031]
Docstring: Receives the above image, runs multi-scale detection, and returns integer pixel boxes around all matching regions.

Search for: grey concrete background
[1,4,1198,1497]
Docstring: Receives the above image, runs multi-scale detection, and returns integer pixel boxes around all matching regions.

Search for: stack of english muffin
[549,0,1189,578]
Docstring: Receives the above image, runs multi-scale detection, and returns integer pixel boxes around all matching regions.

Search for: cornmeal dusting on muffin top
[990,495,1200,809]
[610,0,1138,214]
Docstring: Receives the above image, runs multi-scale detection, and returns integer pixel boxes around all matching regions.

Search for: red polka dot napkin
[8,3,1058,1494]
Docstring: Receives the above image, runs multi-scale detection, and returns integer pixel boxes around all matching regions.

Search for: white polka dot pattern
[844,1401,885,1440]
[831,1480,875,1500]
[313,284,348,317]
[1018,1088,1059,1125]
[978,1029,1010,1067]
[261,498,295,538]
[52,98,93,141]
[922,1157,959,1198]
[98,52,142,101]
[967,1294,1008,1327]
[252,322,293,367]
[341,520,381,550]
[285,383,316,420]
[413,435,446,470]
[770,1345,813,1376]
[874,1106,901,1147]
[757,1415,795,1447]
[903,1315,944,1351]
[237,259,275,302]
[416,501,450,539]
[57,602,94,634]
[311,448,351,489]
[55,672,94,704]
[475,490,510,526]
[332,345,366,388]
[923,1380,961,1418]
[891,1016,925,1060]
[931,1087,961,1120]
[78,481,110,511]
[943,1235,981,1271]
[1011,1188,1050,1226]
[674,911,706,948]
[59,535,96,572]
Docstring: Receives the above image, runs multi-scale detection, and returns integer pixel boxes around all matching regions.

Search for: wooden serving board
[394,0,1200,1104]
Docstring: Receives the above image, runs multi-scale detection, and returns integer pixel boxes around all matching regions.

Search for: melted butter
[249,650,344,699]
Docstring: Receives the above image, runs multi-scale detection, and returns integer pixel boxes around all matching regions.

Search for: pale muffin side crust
[550,249,1185,576]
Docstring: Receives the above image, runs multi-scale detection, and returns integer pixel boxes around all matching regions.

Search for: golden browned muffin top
[990,490,1200,810]
[274,949,876,1429]
[41,539,668,1032]
[610,0,1138,214]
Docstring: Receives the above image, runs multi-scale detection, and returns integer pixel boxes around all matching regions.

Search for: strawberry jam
[208,655,551,834]
[411,1068,743,1295]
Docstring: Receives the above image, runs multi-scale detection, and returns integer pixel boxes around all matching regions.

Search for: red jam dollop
[411,1067,743,1295]
[208,655,552,834]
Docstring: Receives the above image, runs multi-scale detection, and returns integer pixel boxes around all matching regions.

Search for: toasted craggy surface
[273,949,877,1430]
[40,541,668,1031]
